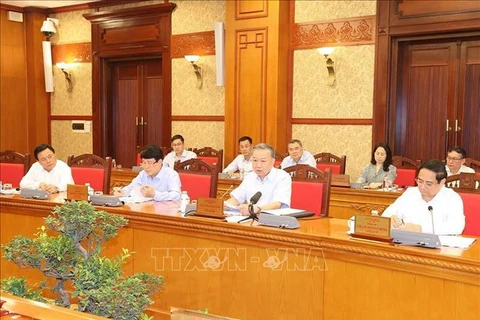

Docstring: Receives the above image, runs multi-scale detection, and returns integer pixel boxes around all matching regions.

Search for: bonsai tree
[1,201,164,320]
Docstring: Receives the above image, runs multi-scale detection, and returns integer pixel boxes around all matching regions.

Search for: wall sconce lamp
[56,62,73,92]
[185,55,203,89]
[317,47,336,86]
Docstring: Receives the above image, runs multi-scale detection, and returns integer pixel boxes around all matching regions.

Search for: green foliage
[0,277,47,303]
[1,200,164,319]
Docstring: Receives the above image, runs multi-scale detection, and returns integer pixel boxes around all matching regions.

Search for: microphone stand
[237,202,258,224]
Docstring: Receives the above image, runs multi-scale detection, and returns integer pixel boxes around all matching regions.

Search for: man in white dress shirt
[280,139,316,169]
[223,136,253,177]
[226,143,292,216]
[382,159,465,235]
[445,146,475,176]
[20,144,74,193]
[114,145,181,201]
[163,134,197,168]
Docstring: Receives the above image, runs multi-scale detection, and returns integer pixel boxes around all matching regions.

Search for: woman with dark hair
[357,142,397,188]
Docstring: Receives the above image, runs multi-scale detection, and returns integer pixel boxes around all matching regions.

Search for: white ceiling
[0,0,100,9]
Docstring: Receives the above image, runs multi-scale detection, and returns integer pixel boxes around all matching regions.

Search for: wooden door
[393,38,480,161]
[113,59,163,167]
[458,40,480,159]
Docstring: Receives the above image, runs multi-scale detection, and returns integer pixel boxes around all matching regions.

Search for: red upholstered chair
[459,192,480,236]
[391,156,421,187]
[192,147,223,171]
[175,158,218,200]
[313,153,346,174]
[67,154,112,194]
[0,150,31,188]
[283,164,332,217]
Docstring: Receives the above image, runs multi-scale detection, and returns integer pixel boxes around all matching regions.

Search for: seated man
[226,143,292,216]
[280,139,316,169]
[382,159,465,235]
[114,145,181,201]
[223,136,253,177]
[163,134,197,168]
[20,144,74,193]
[445,146,475,176]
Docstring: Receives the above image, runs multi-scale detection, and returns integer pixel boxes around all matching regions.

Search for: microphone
[249,191,262,205]
[428,206,435,234]
[238,191,262,224]
[219,184,235,200]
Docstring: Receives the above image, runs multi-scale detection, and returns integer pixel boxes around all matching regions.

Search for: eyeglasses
[446,156,463,161]
[171,142,183,147]
[39,154,54,162]
[415,178,438,187]
[141,160,158,167]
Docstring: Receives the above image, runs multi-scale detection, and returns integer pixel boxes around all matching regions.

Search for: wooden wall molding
[291,118,372,126]
[50,115,93,121]
[52,42,92,64]
[171,115,224,122]
[170,31,215,59]
[291,15,376,50]
[395,0,480,19]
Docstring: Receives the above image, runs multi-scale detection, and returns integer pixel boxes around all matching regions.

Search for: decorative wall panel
[172,0,225,35]
[52,42,91,64]
[291,16,375,49]
[51,120,93,162]
[172,121,224,151]
[295,0,376,23]
[292,45,375,119]
[292,124,372,180]
[172,56,225,116]
[171,31,215,58]
[51,63,92,115]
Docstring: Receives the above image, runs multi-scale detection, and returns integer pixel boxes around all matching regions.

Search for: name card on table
[351,214,392,243]
[196,197,224,219]
[67,184,88,201]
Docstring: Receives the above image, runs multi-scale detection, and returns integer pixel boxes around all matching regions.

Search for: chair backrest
[445,172,480,192]
[175,158,218,200]
[313,153,346,174]
[464,158,480,174]
[0,150,31,188]
[391,156,421,187]
[192,147,223,171]
[274,153,286,168]
[67,154,112,194]
[283,164,332,217]
[459,192,480,236]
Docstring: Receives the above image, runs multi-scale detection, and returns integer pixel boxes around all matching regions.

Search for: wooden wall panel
[225,0,289,164]
[0,9,28,153]
[236,29,266,144]
[25,12,49,151]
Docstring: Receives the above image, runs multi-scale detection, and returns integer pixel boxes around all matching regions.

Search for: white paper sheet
[439,236,476,249]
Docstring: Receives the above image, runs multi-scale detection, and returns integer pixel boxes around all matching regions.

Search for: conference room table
[111,168,404,219]
[1,194,479,320]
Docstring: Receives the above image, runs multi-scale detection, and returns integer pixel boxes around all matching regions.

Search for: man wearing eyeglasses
[163,134,197,168]
[20,144,74,193]
[114,145,181,201]
[382,159,465,235]
[445,146,475,176]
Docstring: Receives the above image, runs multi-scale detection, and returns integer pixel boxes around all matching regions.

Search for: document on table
[119,196,153,203]
[439,236,476,249]
[224,201,242,216]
